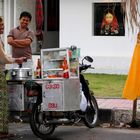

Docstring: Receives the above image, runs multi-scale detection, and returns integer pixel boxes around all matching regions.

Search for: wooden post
[129,98,139,127]
[132,98,137,121]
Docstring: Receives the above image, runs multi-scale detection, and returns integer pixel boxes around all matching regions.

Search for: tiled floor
[97,98,140,110]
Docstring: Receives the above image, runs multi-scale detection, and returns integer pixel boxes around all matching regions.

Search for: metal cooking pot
[8,68,32,80]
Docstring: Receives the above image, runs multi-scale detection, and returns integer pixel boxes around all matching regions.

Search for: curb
[98,108,137,127]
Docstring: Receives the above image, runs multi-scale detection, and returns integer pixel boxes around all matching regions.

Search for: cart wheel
[83,95,99,128]
[29,102,55,139]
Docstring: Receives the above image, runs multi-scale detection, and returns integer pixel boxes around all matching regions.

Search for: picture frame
[93,2,125,36]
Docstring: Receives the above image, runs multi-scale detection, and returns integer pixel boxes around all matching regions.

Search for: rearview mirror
[84,56,93,63]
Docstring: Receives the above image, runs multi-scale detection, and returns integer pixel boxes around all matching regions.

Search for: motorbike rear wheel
[83,95,99,128]
[29,102,56,139]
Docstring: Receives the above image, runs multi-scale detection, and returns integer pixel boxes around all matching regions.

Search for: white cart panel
[42,79,80,111]
[8,83,24,111]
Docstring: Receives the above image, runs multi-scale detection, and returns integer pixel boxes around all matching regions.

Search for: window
[93,2,125,36]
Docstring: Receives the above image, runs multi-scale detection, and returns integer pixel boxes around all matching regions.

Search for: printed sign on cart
[42,81,63,111]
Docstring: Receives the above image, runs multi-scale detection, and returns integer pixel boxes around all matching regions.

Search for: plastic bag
[80,83,87,111]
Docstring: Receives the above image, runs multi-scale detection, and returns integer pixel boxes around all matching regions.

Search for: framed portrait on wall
[93,2,125,36]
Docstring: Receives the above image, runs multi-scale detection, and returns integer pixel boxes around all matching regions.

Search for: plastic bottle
[62,57,69,78]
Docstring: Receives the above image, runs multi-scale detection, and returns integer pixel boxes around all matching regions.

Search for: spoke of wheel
[37,123,41,130]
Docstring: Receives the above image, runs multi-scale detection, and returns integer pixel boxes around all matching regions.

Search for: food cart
[7,47,81,113]
[41,47,80,111]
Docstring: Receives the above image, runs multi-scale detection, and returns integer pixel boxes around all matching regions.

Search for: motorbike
[25,56,99,139]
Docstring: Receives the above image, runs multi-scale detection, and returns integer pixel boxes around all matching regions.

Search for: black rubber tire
[83,95,99,128]
[29,102,56,139]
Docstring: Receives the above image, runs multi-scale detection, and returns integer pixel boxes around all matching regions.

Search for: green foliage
[83,73,127,98]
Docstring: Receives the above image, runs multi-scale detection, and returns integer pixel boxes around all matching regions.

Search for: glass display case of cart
[41,47,80,79]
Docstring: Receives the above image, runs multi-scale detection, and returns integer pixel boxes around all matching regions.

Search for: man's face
[19,16,30,28]
[0,22,4,34]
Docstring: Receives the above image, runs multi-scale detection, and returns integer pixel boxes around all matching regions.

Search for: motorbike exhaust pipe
[45,118,74,125]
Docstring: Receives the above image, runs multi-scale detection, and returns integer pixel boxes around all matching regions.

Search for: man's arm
[7,36,32,48]
[13,38,32,47]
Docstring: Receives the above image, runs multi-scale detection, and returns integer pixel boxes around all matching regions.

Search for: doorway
[43,0,59,49]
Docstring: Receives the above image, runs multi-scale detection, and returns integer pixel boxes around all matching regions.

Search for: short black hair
[19,11,32,21]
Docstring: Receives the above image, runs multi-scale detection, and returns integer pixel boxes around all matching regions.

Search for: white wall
[60,0,138,74]
[0,0,3,16]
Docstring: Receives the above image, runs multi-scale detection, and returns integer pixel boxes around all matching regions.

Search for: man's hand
[15,57,27,64]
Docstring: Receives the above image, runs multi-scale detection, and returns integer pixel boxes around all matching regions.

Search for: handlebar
[79,64,94,72]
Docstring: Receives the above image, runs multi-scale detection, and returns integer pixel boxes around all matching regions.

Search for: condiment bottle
[36,58,41,79]
[62,57,69,78]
